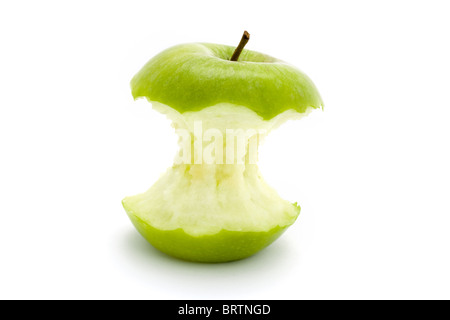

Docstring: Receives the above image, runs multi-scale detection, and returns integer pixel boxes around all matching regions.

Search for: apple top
[131,43,323,120]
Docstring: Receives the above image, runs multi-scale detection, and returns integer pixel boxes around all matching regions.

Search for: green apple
[123,33,323,262]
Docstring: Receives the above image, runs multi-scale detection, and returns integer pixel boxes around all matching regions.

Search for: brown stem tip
[230,31,250,61]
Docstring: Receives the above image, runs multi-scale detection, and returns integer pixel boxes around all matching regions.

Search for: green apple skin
[125,209,294,263]
[131,43,323,120]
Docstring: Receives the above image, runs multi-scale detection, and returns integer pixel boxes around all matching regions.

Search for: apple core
[123,32,323,262]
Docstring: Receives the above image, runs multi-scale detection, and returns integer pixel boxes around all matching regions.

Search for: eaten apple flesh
[123,38,323,262]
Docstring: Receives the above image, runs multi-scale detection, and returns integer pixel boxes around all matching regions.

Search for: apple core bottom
[127,213,289,263]
[122,103,303,262]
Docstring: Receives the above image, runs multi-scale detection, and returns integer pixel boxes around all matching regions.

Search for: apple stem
[230,31,250,61]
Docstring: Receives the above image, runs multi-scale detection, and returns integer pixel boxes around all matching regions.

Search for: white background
[1,0,449,300]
